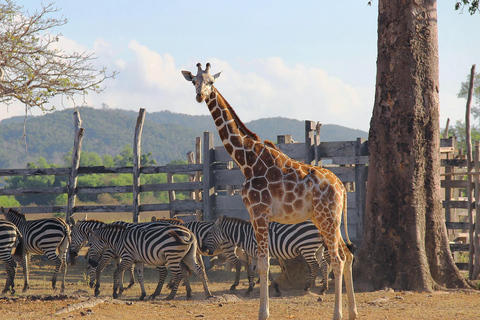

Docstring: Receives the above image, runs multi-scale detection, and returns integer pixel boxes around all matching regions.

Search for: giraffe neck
[205,87,262,171]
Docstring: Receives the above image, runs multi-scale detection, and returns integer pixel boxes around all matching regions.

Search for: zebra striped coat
[1,207,71,293]
[154,217,248,291]
[0,219,23,294]
[88,223,213,300]
[202,215,330,295]
[68,217,137,290]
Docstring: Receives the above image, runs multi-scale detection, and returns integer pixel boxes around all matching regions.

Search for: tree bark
[354,0,472,291]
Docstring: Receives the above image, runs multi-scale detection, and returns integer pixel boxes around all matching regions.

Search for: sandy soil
[0,257,479,320]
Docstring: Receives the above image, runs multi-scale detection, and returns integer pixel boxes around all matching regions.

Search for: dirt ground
[1,256,479,320]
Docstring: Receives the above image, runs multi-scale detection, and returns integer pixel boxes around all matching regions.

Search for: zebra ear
[81,214,87,222]
[215,214,224,227]
[69,216,75,227]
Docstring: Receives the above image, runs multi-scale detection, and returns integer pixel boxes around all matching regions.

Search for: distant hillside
[0,108,367,169]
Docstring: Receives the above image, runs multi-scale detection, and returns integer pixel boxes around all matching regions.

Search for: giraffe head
[182,63,221,103]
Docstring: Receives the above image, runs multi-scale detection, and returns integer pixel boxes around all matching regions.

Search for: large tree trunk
[354,0,472,291]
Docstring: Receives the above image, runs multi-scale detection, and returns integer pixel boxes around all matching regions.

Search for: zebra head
[201,215,227,255]
[87,224,125,268]
[68,215,104,266]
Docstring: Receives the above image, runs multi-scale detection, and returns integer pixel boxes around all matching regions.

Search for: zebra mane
[7,208,26,221]
[76,218,104,224]
[156,217,184,224]
[102,224,127,231]
[222,216,251,226]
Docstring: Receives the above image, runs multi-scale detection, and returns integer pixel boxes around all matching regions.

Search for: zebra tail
[13,231,24,260]
[168,228,192,246]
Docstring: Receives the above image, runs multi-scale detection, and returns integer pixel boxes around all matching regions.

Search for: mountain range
[0,107,368,169]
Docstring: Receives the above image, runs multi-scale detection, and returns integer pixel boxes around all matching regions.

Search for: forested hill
[0,107,367,169]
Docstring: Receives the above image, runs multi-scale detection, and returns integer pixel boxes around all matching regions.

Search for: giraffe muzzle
[196,93,204,103]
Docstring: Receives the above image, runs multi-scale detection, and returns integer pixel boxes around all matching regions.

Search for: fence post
[304,120,315,165]
[355,138,368,242]
[195,137,202,221]
[66,111,84,222]
[473,141,480,278]
[167,172,177,218]
[203,132,215,221]
[132,108,145,223]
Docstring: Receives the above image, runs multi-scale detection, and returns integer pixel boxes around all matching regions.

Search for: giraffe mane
[214,87,260,142]
[263,140,281,151]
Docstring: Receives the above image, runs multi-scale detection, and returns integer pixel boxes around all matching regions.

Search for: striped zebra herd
[0,207,332,302]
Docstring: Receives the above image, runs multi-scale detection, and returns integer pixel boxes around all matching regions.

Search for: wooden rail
[0,110,369,243]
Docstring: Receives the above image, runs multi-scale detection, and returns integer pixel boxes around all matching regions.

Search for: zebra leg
[113,259,132,299]
[2,257,16,294]
[163,268,183,300]
[47,252,62,291]
[21,253,30,292]
[135,263,147,300]
[268,269,281,297]
[126,264,135,289]
[244,256,256,296]
[318,257,330,295]
[149,266,168,300]
[182,264,193,300]
[93,254,113,296]
[224,248,243,291]
[302,251,321,292]
[181,246,213,299]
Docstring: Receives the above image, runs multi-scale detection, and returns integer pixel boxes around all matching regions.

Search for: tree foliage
[0,0,116,114]
[455,0,480,14]
[2,147,186,206]
[445,72,480,150]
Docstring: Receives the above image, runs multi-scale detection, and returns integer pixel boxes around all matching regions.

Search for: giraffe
[182,63,357,320]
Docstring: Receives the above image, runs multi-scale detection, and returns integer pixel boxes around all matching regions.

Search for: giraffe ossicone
[182,63,357,320]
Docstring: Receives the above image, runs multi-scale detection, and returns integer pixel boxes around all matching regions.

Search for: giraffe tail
[343,188,356,254]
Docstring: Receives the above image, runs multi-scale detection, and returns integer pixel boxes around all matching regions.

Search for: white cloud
[1,37,375,132]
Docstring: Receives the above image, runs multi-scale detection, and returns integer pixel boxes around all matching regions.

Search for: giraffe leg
[251,214,270,320]
[329,244,344,320]
[342,242,357,320]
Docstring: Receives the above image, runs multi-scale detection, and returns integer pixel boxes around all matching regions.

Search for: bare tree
[0,0,116,115]
[354,0,473,291]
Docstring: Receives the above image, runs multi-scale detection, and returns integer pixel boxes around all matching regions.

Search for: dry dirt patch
[0,257,479,319]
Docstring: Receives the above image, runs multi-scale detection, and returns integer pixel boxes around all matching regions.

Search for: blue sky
[4,1,479,132]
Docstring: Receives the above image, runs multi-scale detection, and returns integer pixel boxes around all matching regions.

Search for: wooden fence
[0,109,369,243]
[441,137,480,277]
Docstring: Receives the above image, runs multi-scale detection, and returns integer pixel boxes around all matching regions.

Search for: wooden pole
[167,172,176,218]
[443,118,450,139]
[132,108,145,223]
[304,120,315,165]
[195,137,202,221]
[314,122,322,166]
[66,111,84,222]
[474,141,480,278]
[466,65,476,279]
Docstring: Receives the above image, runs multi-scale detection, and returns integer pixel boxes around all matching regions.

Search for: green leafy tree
[455,0,479,14]
[6,157,66,205]
[0,0,116,115]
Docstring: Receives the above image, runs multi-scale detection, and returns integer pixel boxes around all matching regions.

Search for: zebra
[202,215,331,296]
[0,220,24,294]
[153,216,250,291]
[68,216,136,290]
[1,207,71,293]
[87,223,213,301]
[69,217,179,296]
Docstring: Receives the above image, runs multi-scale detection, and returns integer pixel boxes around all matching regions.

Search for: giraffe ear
[213,71,222,81]
[181,70,194,81]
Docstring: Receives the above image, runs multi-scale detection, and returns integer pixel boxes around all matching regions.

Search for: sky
[2,1,479,132]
